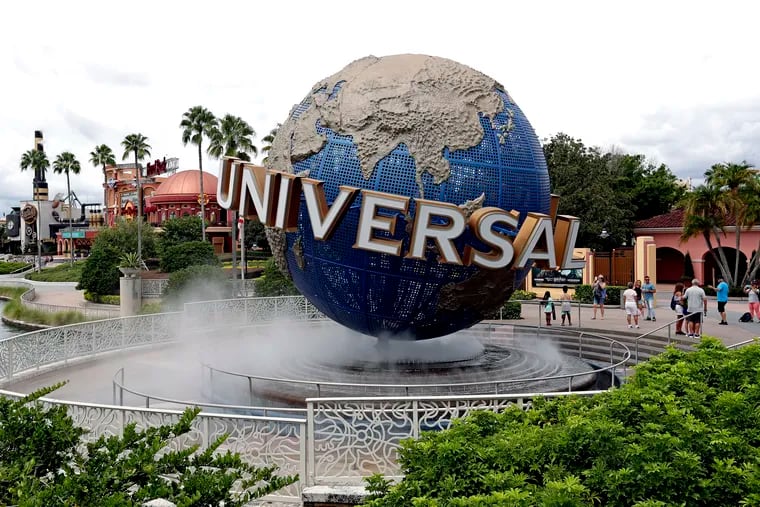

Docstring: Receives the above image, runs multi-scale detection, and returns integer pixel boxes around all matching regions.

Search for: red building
[146,170,232,253]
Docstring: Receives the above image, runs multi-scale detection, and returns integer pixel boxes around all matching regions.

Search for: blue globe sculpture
[265,55,550,339]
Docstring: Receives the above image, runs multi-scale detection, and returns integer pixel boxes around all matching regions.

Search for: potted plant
[118,252,142,278]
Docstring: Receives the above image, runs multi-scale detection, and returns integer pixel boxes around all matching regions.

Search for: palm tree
[121,133,151,263]
[680,184,733,284]
[261,124,280,164]
[20,149,50,270]
[208,114,257,162]
[180,106,218,241]
[89,144,116,225]
[53,152,82,266]
[705,162,759,283]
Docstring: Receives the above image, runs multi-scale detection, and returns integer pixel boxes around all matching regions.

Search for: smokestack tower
[33,130,49,201]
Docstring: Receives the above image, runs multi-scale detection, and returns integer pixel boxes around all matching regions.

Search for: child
[560,285,572,326]
[542,291,554,326]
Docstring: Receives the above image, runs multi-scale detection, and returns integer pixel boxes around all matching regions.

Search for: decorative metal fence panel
[305,392,599,485]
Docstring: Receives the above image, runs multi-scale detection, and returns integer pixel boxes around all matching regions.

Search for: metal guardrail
[197,322,630,399]
[0,295,716,491]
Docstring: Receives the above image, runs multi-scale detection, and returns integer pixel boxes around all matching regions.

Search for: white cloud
[1,0,759,213]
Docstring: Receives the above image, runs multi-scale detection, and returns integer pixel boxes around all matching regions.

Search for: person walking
[714,277,729,325]
[672,282,686,335]
[542,291,555,326]
[591,275,607,320]
[642,275,657,321]
[622,282,640,329]
[560,285,572,326]
[745,280,760,322]
[683,278,708,338]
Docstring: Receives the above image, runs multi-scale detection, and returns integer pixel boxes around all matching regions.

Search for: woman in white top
[622,281,640,329]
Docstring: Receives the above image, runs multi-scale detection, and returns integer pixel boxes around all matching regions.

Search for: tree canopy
[542,133,681,250]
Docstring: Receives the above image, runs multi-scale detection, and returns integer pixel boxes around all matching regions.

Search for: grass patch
[0,285,88,326]
[0,287,29,299]
[220,259,269,270]
[25,261,85,282]
[3,298,88,326]
[0,262,32,274]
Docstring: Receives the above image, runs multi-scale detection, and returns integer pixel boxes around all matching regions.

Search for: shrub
[254,258,300,296]
[84,291,119,305]
[366,338,760,506]
[78,244,121,296]
[0,385,297,505]
[163,265,229,307]
[510,289,536,300]
[573,284,624,305]
[160,241,219,273]
[499,300,522,319]
[158,215,203,255]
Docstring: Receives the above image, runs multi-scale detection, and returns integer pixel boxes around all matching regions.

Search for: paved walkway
[515,293,760,348]
[3,269,759,347]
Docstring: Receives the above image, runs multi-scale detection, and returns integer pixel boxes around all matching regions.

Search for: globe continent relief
[265,54,550,340]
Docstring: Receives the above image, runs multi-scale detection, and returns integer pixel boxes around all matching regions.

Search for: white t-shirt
[623,288,638,304]
[683,285,706,312]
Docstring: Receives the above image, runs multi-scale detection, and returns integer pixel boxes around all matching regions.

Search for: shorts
[625,302,638,315]
[717,301,727,313]
[593,296,604,305]
[686,312,702,324]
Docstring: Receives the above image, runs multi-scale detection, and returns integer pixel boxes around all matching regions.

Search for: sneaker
[645,317,651,321]
[719,321,728,325]
[687,333,694,337]
[628,325,632,329]
[591,317,596,320]
[652,318,656,322]
[676,331,686,335]
[635,325,640,328]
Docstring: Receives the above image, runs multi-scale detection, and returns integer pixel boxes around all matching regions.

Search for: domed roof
[154,170,217,196]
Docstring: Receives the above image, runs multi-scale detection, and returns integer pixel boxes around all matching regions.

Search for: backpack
[740,312,753,323]
[670,295,677,311]
[593,284,602,298]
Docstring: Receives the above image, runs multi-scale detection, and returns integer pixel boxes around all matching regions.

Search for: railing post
[306,400,315,486]
[412,399,420,438]
[248,377,254,406]
[299,421,307,493]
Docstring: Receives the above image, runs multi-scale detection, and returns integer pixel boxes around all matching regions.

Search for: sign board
[62,230,85,239]
[531,267,583,287]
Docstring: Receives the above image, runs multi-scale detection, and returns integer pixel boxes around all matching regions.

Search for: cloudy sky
[1,0,758,214]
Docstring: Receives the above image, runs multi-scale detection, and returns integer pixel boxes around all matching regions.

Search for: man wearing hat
[715,277,729,325]
[683,278,708,337]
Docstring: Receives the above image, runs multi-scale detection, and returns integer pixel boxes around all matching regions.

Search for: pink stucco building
[634,209,760,286]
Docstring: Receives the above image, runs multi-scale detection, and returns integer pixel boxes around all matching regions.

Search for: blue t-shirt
[642,282,655,301]
[716,281,729,302]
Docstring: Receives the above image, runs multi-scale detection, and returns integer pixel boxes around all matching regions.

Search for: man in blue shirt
[715,277,729,325]
[642,276,657,321]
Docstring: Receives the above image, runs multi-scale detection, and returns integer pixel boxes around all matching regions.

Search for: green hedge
[84,291,120,305]
[25,261,85,282]
[366,338,760,506]
[160,241,219,273]
[499,301,522,319]
[573,284,625,305]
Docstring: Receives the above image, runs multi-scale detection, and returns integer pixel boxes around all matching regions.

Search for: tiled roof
[635,208,740,229]
[634,209,685,229]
